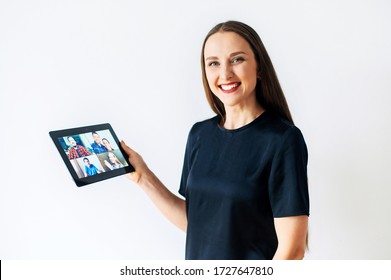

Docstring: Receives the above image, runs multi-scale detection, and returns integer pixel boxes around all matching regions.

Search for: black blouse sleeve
[268,126,310,218]
[179,124,197,198]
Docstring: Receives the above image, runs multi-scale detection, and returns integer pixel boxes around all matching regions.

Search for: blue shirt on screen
[91,142,107,154]
[85,164,99,176]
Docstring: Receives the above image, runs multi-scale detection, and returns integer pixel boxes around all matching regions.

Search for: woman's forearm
[272,216,308,260]
[120,141,187,232]
[138,169,187,231]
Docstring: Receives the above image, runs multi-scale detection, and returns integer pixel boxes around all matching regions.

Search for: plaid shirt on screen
[68,145,91,159]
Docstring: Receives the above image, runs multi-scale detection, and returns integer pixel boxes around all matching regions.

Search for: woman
[104,152,124,170]
[121,20,309,260]
[102,138,115,151]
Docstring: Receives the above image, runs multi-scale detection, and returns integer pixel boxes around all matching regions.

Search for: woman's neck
[223,104,265,130]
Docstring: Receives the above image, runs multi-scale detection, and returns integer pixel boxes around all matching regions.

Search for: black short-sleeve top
[179,111,309,260]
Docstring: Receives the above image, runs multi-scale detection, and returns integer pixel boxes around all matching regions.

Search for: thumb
[121,140,135,157]
[120,140,144,169]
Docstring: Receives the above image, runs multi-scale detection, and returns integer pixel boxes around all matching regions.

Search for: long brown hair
[201,21,294,124]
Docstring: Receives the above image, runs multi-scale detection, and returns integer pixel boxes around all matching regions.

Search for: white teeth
[221,83,239,90]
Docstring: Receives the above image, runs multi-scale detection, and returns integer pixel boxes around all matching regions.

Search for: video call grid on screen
[58,129,129,179]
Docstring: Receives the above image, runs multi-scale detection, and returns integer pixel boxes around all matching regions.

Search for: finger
[120,140,135,156]
[121,140,140,170]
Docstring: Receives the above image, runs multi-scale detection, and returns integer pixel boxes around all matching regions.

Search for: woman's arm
[121,141,187,232]
[272,215,308,260]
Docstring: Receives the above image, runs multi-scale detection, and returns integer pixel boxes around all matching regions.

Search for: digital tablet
[49,123,135,187]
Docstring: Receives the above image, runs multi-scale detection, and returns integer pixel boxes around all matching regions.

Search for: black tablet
[49,123,134,187]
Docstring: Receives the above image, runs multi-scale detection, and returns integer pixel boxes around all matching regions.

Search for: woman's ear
[256,68,262,80]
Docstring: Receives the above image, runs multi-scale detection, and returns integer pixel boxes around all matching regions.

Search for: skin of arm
[272,215,308,260]
[121,141,187,232]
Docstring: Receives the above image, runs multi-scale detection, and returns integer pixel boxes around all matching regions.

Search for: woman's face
[108,152,116,163]
[204,31,258,110]
[102,139,112,150]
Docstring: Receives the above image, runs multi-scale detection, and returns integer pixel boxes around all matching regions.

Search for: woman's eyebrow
[205,56,218,61]
[230,51,248,57]
[205,51,248,61]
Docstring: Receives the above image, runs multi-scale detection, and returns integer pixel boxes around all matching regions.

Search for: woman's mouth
[219,82,241,93]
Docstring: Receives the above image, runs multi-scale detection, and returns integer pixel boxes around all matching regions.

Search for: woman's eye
[232,57,244,63]
[208,61,219,67]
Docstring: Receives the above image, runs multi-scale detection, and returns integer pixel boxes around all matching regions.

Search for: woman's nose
[219,63,233,80]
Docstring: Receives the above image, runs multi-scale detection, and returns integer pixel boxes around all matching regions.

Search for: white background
[1,0,390,259]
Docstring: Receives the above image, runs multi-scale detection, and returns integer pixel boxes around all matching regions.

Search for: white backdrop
[1,0,390,259]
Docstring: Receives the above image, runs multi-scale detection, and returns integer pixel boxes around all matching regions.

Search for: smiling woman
[201,21,293,126]
[203,31,260,129]
[121,20,309,260]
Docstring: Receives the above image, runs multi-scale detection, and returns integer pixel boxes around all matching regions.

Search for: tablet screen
[50,123,134,186]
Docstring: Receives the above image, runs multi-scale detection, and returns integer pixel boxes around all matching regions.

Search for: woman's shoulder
[189,115,219,134]
[257,111,306,144]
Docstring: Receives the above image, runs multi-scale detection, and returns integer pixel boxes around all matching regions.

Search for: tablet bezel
[49,123,134,187]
